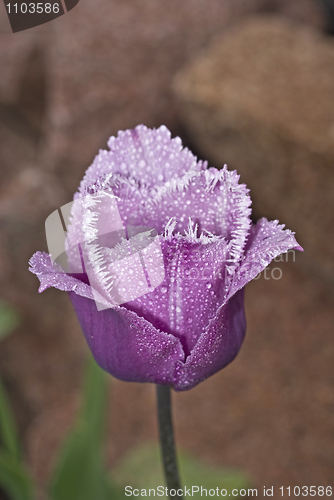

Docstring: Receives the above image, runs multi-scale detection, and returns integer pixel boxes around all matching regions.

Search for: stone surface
[173,16,334,286]
[264,0,327,27]
[45,0,325,189]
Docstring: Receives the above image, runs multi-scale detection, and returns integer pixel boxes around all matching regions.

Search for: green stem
[156,385,183,499]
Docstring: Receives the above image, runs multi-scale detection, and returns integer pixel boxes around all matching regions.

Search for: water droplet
[161,286,167,293]
[206,282,212,289]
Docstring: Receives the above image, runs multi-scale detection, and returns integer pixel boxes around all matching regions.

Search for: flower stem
[156,385,183,499]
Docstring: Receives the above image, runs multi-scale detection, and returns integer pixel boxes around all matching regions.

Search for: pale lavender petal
[142,168,251,258]
[226,218,303,300]
[101,167,251,263]
[173,289,246,391]
[29,251,95,299]
[80,125,206,192]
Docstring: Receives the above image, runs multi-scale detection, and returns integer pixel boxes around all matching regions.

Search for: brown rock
[173,16,334,286]
[263,0,327,29]
[43,0,325,191]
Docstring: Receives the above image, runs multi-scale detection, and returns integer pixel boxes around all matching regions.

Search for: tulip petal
[173,289,246,391]
[123,235,228,356]
[226,218,303,301]
[77,128,251,270]
[144,167,252,261]
[69,292,185,385]
[95,167,252,266]
[80,125,206,191]
[29,251,95,299]
[29,251,185,385]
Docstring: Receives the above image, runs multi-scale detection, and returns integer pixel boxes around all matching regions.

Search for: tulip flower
[29,125,302,392]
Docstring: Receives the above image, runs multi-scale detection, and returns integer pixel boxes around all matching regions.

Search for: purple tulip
[29,125,302,391]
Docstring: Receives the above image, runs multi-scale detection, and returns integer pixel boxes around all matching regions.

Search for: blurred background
[0,0,334,498]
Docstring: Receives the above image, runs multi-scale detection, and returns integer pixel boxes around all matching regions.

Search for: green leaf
[0,450,34,500]
[0,377,20,458]
[49,354,122,500]
[0,366,34,500]
[80,351,107,445]
[0,300,20,342]
[112,444,253,499]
